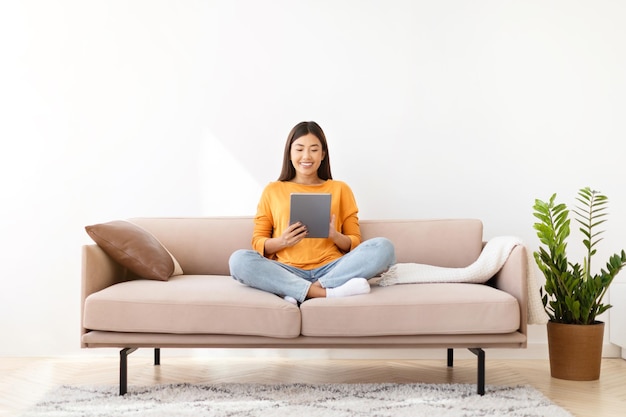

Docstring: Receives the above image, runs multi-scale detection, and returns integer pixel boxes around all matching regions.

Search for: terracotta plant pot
[547,321,604,381]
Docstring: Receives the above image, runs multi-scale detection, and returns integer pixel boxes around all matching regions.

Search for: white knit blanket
[378,236,548,325]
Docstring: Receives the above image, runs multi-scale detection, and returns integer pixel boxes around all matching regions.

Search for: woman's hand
[329,214,352,252]
[282,222,308,247]
[264,222,308,255]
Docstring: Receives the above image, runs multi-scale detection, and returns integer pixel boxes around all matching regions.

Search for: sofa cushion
[85,220,183,281]
[300,282,520,337]
[129,217,254,276]
[83,275,301,338]
[360,219,483,267]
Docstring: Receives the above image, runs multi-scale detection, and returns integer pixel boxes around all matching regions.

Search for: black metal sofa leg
[119,348,137,396]
[119,348,160,395]
[448,348,485,395]
[468,348,486,396]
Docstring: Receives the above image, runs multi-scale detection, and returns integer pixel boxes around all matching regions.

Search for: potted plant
[533,187,626,380]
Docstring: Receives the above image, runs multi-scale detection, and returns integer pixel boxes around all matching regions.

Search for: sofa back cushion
[129,217,483,275]
[130,217,254,276]
[361,219,483,268]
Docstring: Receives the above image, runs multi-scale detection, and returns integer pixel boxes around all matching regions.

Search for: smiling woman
[228,121,396,304]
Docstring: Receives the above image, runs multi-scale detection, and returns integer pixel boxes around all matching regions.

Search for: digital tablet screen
[289,193,331,238]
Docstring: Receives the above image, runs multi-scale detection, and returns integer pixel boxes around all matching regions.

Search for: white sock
[326,278,370,298]
[284,296,298,305]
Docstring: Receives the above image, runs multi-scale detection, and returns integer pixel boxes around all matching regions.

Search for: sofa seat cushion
[83,275,301,338]
[300,283,520,337]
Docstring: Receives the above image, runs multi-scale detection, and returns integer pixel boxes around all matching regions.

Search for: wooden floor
[1,355,625,417]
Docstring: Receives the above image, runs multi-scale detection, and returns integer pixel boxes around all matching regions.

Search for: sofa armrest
[490,244,528,337]
[81,244,127,345]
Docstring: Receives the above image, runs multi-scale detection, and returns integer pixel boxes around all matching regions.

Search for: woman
[229,121,395,304]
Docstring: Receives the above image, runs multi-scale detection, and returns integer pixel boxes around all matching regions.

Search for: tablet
[289,193,332,238]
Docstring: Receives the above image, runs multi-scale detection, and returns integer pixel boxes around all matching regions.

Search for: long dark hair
[277,121,333,181]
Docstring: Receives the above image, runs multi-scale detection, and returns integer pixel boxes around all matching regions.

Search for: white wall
[1,0,625,356]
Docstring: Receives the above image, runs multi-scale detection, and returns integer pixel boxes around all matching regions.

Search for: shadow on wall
[200,129,264,216]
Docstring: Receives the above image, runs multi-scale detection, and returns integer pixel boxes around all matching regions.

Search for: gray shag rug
[22,382,574,417]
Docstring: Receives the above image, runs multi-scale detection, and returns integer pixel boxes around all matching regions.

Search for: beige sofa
[81,217,528,395]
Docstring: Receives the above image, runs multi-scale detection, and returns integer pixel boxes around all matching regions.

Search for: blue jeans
[229,237,396,302]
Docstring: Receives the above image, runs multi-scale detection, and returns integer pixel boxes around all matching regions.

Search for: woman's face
[290,133,326,181]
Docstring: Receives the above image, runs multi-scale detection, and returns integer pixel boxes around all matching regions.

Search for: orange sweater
[252,180,361,269]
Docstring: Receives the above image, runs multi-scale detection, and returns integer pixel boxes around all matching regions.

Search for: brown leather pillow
[85,220,178,281]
